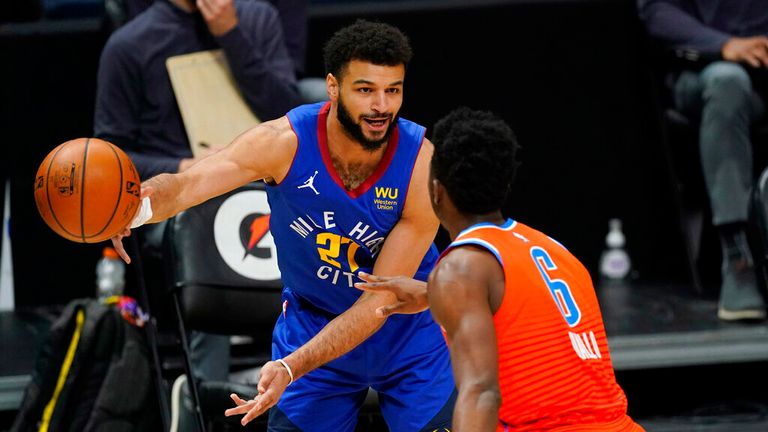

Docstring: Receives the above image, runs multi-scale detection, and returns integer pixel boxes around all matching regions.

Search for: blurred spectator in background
[95,0,302,179]
[103,0,327,101]
[638,0,768,321]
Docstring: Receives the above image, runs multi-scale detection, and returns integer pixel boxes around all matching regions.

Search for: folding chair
[163,181,282,430]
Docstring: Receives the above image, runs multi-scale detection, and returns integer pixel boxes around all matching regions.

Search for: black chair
[749,167,768,300]
[644,40,710,293]
[163,181,282,430]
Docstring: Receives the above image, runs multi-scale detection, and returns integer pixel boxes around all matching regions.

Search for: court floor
[1,281,767,431]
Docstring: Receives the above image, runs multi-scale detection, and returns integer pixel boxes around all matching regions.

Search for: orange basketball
[33,137,141,243]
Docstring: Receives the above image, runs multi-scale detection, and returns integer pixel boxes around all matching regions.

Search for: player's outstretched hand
[355,272,429,317]
[224,360,292,426]
[110,185,154,264]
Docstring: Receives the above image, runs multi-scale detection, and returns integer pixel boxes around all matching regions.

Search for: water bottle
[599,218,631,280]
[96,246,125,302]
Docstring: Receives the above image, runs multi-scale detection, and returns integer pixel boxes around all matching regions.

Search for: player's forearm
[454,385,501,431]
[282,299,386,380]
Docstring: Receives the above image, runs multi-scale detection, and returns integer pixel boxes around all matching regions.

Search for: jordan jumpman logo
[298,170,320,195]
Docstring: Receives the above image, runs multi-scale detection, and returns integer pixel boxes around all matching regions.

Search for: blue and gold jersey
[267,102,439,315]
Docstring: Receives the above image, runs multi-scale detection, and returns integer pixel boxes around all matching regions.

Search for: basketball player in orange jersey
[356,107,645,431]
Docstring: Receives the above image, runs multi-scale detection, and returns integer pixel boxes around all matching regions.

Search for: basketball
[33,137,142,243]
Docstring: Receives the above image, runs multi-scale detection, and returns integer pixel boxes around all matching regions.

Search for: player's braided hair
[323,19,413,80]
[431,107,521,214]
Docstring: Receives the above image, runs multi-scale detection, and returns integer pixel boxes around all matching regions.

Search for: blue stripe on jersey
[267,102,438,314]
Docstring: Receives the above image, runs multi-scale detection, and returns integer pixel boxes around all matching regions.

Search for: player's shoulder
[433,246,496,283]
[259,116,298,145]
[429,245,500,302]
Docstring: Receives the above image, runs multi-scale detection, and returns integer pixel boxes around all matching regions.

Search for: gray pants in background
[674,61,766,226]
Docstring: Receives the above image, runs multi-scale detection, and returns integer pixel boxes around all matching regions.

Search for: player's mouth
[362,116,390,131]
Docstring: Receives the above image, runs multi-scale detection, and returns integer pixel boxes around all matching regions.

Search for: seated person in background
[356,107,645,431]
[93,0,302,429]
[103,0,326,102]
[638,0,768,320]
[95,0,302,180]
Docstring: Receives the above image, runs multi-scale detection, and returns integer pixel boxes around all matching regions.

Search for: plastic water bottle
[96,246,125,302]
[599,218,631,280]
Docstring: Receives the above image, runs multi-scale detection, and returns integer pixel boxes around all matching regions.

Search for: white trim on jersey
[456,218,517,239]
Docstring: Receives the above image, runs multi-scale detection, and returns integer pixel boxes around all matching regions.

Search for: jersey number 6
[530,246,581,327]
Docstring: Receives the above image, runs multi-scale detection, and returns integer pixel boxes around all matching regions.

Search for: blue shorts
[270,287,455,431]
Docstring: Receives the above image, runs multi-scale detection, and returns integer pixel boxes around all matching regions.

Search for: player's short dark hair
[323,19,413,80]
[431,107,521,214]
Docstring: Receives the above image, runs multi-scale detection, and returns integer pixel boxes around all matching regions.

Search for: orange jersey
[443,219,643,432]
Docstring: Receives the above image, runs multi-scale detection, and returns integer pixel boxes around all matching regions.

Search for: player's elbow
[465,380,502,411]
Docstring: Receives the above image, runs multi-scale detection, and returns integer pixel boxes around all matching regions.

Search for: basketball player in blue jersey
[111,19,456,431]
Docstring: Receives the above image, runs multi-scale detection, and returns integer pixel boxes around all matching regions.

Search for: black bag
[11,298,160,432]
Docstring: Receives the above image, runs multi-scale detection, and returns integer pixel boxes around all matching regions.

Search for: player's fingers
[241,391,277,424]
[354,280,385,293]
[112,236,131,264]
[357,272,402,283]
[224,398,255,416]
[355,273,400,294]
[229,393,247,406]
[240,403,265,425]
[356,271,383,283]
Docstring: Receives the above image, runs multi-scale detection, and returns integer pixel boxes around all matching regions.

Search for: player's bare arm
[111,117,297,262]
[430,246,504,432]
[226,139,440,424]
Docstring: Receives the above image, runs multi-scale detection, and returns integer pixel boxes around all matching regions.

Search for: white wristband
[130,196,153,229]
[275,359,294,385]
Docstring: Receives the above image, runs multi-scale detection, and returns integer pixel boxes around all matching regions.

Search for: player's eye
[386,88,401,94]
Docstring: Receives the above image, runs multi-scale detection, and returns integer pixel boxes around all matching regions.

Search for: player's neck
[326,110,386,168]
[446,212,506,240]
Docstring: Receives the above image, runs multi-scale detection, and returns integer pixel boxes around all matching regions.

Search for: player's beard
[337,93,397,152]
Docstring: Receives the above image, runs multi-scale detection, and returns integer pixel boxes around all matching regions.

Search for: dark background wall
[0,0,692,307]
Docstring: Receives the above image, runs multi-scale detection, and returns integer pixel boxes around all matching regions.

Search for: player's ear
[431,178,442,207]
[327,73,339,100]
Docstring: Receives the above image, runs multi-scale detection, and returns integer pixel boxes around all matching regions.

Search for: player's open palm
[355,272,429,317]
[225,360,291,425]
